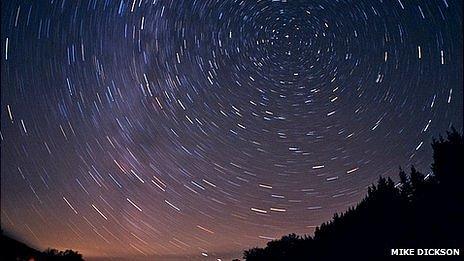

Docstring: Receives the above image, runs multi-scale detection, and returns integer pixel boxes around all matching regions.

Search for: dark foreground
[243,129,463,260]
[1,231,83,260]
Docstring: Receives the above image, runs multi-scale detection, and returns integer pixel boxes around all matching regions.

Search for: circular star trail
[1,0,462,259]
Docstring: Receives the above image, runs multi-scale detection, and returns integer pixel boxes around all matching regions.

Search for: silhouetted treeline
[41,248,83,261]
[1,230,84,261]
[244,128,464,260]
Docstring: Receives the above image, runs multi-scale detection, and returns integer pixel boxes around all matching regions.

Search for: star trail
[1,0,462,260]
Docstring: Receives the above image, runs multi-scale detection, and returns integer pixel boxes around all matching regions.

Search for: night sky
[1,0,463,260]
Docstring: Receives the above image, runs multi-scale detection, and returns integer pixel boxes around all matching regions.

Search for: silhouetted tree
[1,231,84,261]
[398,167,412,199]
[43,248,83,261]
[243,129,464,260]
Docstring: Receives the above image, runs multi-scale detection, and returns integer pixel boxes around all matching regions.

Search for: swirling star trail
[1,0,462,260]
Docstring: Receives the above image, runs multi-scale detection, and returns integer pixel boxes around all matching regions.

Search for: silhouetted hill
[1,231,42,260]
[243,128,464,260]
[0,230,84,261]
